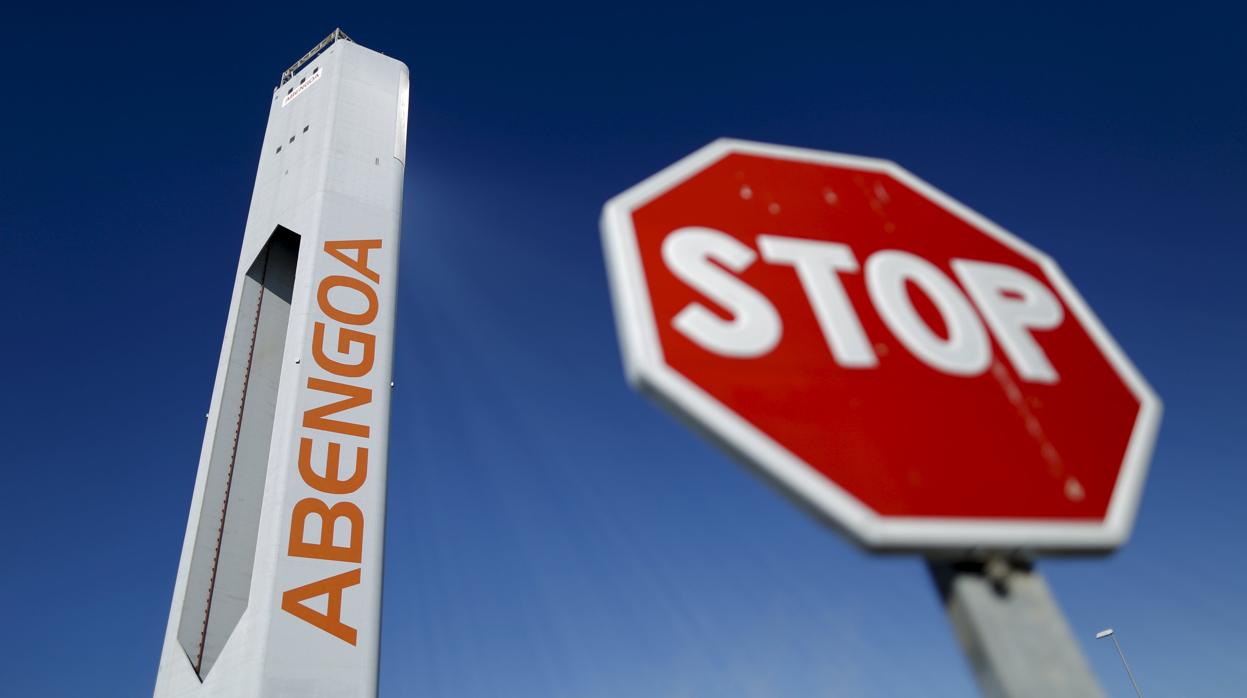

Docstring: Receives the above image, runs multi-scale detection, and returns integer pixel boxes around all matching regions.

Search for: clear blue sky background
[2,3,1243,696]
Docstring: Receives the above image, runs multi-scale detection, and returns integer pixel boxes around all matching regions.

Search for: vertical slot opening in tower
[177,227,300,679]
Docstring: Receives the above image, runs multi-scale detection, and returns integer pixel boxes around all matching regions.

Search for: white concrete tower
[154,29,408,697]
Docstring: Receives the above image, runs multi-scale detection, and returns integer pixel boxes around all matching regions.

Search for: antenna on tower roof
[281,28,353,85]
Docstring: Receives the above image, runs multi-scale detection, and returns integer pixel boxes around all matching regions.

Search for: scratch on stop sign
[988,360,1084,502]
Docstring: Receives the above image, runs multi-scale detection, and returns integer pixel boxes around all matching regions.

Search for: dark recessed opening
[177,227,301,681]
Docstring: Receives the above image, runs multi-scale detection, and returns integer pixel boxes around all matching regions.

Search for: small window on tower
[289,136,295,144]
[275,146,282,154]
[303,125,309,133]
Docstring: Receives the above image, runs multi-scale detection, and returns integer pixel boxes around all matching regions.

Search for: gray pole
[1108,633,1144,698]
[928,556,1106,698]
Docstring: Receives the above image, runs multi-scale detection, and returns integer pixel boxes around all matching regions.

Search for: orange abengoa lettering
[325,239,382,283]
[288,497,364,562]
[281,568,361,645]
[318,275,377,325]
[312,322,376,378]
[284,238,384,646]
[303,377,371,438]
[298,437,368,495]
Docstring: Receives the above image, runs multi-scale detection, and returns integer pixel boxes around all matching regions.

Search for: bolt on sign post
[601,139,1160,697]
[153,30,407,698]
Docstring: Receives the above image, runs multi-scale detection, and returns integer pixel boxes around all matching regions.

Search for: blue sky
[2,3,1244,696]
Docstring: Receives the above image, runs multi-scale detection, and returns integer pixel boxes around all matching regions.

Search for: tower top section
[281,28,353,86]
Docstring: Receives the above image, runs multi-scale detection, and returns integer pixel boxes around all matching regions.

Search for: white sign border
[601,138,1162,553]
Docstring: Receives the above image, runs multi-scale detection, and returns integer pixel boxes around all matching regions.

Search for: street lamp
[1095,628,1143,697]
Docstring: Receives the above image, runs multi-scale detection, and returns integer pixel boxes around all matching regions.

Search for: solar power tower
[154,30,408,697]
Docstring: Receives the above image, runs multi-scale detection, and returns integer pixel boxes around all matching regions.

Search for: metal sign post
[929,557,1104,697]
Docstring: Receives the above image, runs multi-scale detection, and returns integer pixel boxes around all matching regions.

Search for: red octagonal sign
[602,139,1160,551]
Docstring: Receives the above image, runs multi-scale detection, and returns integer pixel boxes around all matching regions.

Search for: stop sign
[602,139,1160,551]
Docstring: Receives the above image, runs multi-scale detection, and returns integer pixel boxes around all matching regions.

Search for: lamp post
[1096,628,1143,697]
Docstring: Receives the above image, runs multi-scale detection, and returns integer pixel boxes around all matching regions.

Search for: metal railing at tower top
[281,28,353,85]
